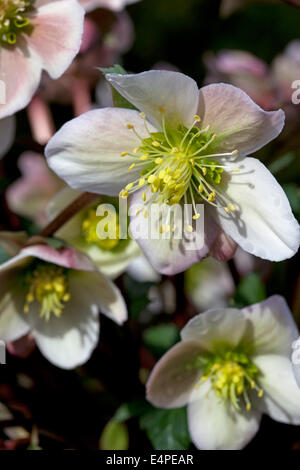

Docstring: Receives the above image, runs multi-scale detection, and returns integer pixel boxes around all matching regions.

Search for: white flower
[79,0,140,12]
[146,296,300,450]
[0,0,84,118]
[0,234,127,369]
[45,70,300,274]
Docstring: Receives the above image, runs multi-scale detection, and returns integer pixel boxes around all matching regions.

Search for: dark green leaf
[233,273,266,307]
[99,421,129,450]
[140,407,191,450]
[100,64,137,110]
[143,324,180,356]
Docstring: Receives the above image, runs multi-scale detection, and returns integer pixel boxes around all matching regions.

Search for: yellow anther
[232,149,238,156]
[126,124,134,129]
[172,147,179,153]
[121,151,128,157]
[138,178,145,186]
[133,148,139,154]
[128,163,135,171]
[142,192,146,201]
[159,170,166,179]
[224,206,230,214]
[140,112,146,119]
[202,167,207,176]
[208,191,216,202]
[119,190,128,198]
[135,209,142,216]
[258,389,264,398]
[227,204,235,211]
[151,184,159,193]
[142,210,148,218]
[125,182,134,190]
[193,213,201,220]
[139,155,148,161]
[246,403,251,411]
[148,174,156,184]
[193,115,201,122]
[186,225,194,233]
[164,175,172,184]
[155,157,163,164]
[152,141,161,147]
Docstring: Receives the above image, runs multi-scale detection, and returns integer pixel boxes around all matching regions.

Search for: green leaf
[268,153,295,175]
[233,272,266,307]
[140,407,191,450]
[100,64,137,110]
[99,420,129,450]
[143,324,180,356]
[113,399,151,423]
[124,274,155,319]
[283,183,300,216]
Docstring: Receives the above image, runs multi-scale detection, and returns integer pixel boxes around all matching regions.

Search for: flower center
[0,0,33,45]
[119,109,240,228]
[23,262,71,321]
[186,348,263,411]
[81,205,120,251]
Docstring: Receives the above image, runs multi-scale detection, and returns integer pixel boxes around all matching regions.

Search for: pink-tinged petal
[106,70,199,129]
[28,0,84,79]
[242,296,298,356]
[0,116,15,158]
[253,354,300,425]
[187,380,261,450]
[146,341,205,408]
[79,0,139,12]
[209,231,237,262]
[0,41,42,118]
[197,83,285,156]
[20,244,96,272]
[6,334,36,359]
[129,193,214,275]
[32,272,100,369]
[0,232,28,257]
[46,108,155,195]
[6,152,65,226]
[181,308,247,351]
[129,191,224,275]
[209,157,300,261]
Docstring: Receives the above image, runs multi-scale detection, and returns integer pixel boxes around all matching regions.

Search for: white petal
[253,354,300,425]
[146,340,205,408]
[0,116,15,158]
[181,308,247,351]
[242,296,298,356]
[198,83,284,156]
[126,256,161,283]
[45,108,154,195]
[76,270,128,325]
[0,41,42,118]
[188,380,261,450]
[29,0,84,79]
[129,191,219,275]
[106,70,199,129]
[211,157,300,261]
[0,291,30,342]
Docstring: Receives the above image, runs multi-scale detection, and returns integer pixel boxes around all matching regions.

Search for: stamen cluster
[24,262,71,321]
[0,0,33,45]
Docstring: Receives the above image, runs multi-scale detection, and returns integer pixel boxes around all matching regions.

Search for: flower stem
[39,192,99,238]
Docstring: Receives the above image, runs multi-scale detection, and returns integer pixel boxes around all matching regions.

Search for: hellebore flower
[0,0,84,118]
[45,71,300,273]
[79,0,139,12]
[6,152,65,226]
[147,296,300,450]
[0,233,127,369]
[46,187,142,279]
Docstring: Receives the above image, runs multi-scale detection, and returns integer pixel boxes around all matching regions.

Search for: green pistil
[120,112,239,223]
[0,1,33,45]
[185,347,263,411]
